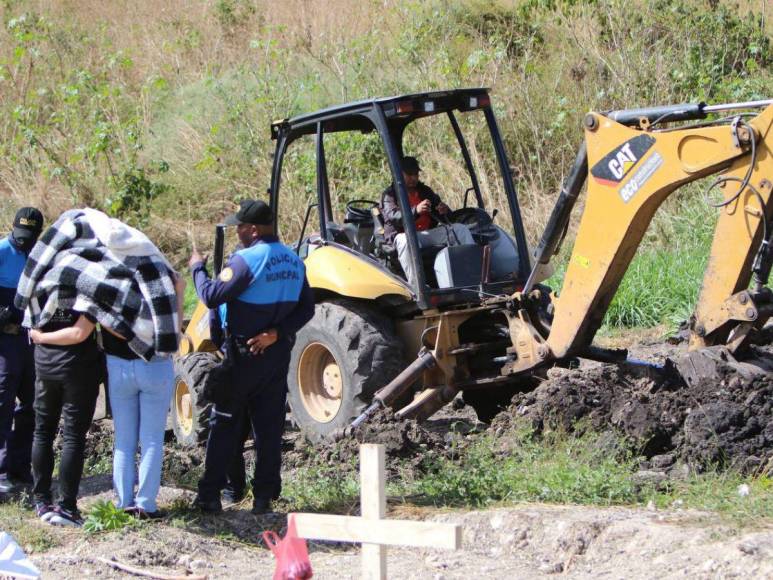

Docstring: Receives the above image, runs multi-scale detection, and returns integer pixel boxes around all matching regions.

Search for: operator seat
[343,203,375,255]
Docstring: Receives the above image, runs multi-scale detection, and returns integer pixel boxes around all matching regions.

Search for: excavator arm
[689,116,773,351]
[516,100,773,371]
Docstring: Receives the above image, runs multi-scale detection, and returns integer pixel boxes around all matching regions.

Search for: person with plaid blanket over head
[15,209,183,526]
[15,209,180,359]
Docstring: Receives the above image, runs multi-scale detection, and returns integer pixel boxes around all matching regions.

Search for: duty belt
[231,337,255,357]
[1,324,22,336]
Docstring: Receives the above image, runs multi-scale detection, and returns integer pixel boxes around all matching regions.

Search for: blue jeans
[107,355,174,512]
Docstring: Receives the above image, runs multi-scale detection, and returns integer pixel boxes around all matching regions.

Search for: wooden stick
[95,557,207,580]
[187,201,198,254]
[360,444,387,580]
[292,513,462,550]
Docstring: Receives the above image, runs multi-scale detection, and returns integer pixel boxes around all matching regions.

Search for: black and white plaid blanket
[14,209,179,360]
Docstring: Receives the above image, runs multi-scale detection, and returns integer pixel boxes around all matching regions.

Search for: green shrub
[83,500,136,534]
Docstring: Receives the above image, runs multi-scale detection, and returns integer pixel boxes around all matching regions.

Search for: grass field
[1,0,770,331]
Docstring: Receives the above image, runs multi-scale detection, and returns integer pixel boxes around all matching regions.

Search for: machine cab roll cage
[268,88,532,310]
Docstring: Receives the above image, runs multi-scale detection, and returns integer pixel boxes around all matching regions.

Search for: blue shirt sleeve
[192,254,253,308]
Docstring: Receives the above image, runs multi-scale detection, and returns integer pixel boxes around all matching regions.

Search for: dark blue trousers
[198,344,289,502]
[225,410,253,496]
[0,335,35,482]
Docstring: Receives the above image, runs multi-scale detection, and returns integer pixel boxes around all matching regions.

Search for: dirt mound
[503,358,773,473]
[350,407,448,458]
[162,443,205,488]
[286,407,450,477]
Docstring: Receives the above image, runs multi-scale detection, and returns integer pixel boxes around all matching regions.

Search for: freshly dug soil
[82,336,772,482]
[162,442,206,488]
[504,352,773,473]
[285,407,451,478]
[281,338,773,476]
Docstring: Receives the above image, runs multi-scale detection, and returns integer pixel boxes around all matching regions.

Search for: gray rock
[667,463,691,481]
[738,541,759,556]
[633,469,668,488]
[651,453,676,468]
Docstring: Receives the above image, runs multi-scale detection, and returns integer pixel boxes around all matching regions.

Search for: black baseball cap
[12,207,43,243]
[224,199,273,226]
[401,156,420,175]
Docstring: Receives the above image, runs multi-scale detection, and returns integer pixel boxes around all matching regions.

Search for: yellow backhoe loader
[171,89,773,446]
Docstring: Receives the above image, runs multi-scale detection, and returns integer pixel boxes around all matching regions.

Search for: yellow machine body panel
[304,245,413,301]
[178,300,218,356]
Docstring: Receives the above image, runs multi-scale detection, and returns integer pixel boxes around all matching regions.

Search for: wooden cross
[292,443,462,579]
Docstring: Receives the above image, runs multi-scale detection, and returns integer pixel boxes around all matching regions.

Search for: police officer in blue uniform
[207,293,253,506]
[189,200,314,514]
[0,207,43,495]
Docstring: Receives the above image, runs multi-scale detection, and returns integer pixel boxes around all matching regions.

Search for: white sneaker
[34,503,56,522]
[48,506,83,527]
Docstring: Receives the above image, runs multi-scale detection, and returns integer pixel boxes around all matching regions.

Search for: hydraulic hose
[523,144,587,294]
[335,349,437,438]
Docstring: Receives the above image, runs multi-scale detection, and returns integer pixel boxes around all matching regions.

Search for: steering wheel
[345,199,378,223]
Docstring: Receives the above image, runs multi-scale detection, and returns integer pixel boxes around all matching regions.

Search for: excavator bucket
[672,345,773,388]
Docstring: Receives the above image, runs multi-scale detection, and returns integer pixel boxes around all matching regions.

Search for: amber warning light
[395,101,415,114]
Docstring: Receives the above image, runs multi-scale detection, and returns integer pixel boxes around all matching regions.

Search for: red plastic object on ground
[262,514,314,580]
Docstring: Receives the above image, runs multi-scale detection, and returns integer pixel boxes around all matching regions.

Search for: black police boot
[251,497,272,515]
[193,495,222,514]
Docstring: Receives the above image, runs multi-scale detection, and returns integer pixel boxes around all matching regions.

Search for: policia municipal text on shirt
[189,199,314,515]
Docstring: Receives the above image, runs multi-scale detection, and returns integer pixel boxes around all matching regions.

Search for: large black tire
[171,352,217,447]
[288,299,406,442]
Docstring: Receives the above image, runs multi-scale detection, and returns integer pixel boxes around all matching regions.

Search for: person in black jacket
[380,157,474,284]
[28,309,103,526]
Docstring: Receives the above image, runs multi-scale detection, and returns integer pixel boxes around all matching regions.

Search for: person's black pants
[225,410,253,497]
[32,374,99,510]
[0,337,35,482]
[198,348,289,502]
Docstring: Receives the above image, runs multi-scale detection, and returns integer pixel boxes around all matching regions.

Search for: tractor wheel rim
[175,379,194,435]
[298,342,343,423]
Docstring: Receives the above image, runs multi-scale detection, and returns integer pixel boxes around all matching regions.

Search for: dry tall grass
[0,0,770,267]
